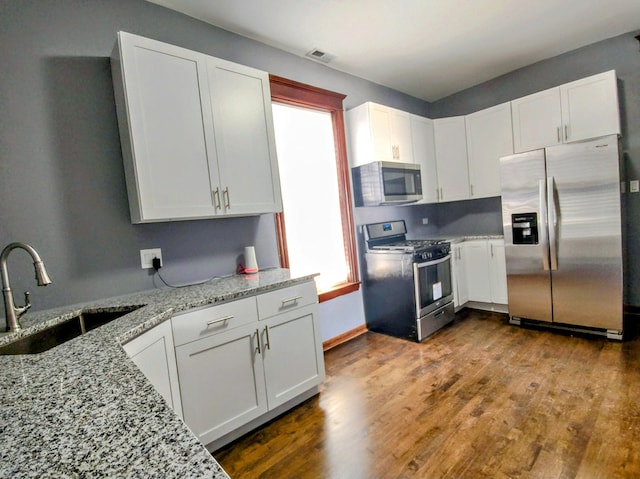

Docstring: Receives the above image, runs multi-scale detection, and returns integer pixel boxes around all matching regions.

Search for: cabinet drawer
[172,297,257,347]
[257,281,318,320]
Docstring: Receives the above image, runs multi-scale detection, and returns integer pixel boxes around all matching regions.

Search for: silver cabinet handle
[281,295,302,306]
[557,126,561,143]
[263,325,271,350]
[212,188,221,210]
[223,187,231,209]
[254,328,261,355]
[470,184,474,196]
[490,243,494,257]
[564,124,569,141]
[206,314,234,326]
[439,187,443,200]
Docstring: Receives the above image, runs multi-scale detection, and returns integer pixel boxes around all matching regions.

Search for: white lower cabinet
[451,243,468,309]
[461,239,508,306]
[172,281,324,447]
[122,320,183,419]
[488,240,508,305]
[464,241,493,302]
[450,239,508,311]
[175,323,268,445]
[261,304,324,409]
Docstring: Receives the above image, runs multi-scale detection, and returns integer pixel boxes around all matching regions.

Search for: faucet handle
[14,291,32,320]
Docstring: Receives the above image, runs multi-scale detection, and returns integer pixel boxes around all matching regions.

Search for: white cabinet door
[488,239,508,304]
[346,102,413,166]
[410,115,439,204]
[261,304,325,410]
[369,103,395,163]
[464,241,492,303]
[560,70,620,143]
[122,320,183,419]
[175,323,268,446]
[511,86,562,153]
[112,32,219,222]
[434,116,470,202]
[451,243,468,309]
[390,108,414,164]
[465,103,514,198]
[207,58,282,216]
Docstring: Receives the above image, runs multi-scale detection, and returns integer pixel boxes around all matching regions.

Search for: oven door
[413,255,453,318]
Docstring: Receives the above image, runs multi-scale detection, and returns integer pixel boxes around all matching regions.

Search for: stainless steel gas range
[362,220,455,342]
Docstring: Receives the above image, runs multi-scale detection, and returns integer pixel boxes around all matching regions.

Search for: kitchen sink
[0,306,143,355]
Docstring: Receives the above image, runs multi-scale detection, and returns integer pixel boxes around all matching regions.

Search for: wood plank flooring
[214,310,640,479]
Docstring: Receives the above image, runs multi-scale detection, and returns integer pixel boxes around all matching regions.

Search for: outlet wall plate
[140,248,162,269]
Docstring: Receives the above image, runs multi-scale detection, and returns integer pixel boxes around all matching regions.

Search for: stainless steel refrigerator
[500,135,624,339]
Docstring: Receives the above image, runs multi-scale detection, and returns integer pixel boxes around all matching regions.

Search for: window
[269,75,359,302]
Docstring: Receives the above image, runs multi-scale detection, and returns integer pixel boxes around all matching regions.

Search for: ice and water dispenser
[512,213,538,244]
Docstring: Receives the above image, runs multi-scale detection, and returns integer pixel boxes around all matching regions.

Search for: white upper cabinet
[511,86,562,153]
[111,31,282,223]
[410,115,439,204]
[434,116,470,202]
[511,70,620,153]
[206,58,282,216]
[559,70,621,144]
[465,102,514,199]
[347,102,414,166]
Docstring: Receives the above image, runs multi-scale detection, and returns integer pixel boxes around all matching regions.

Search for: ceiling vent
[305,48,335,64]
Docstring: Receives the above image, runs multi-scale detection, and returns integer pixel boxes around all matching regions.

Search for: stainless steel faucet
[1,242,52,332]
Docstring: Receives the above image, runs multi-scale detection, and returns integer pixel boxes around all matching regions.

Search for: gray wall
[426,30,640,305]
[3,0,639,329]
[0,0,427,322]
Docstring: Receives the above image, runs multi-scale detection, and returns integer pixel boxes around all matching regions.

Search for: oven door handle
[414,254,451,268]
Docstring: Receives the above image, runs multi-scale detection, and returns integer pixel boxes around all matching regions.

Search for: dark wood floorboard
[213,310,640,479]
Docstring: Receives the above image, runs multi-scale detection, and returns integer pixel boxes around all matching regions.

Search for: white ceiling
[147,0,640,102]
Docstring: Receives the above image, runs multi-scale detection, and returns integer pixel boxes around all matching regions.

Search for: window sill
[318,281,361,303]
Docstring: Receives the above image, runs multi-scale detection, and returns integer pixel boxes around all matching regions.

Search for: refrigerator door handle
[547,176,559,271]
[539,179,550,271]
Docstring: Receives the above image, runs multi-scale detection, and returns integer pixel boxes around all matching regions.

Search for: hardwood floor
[214,310,640,479]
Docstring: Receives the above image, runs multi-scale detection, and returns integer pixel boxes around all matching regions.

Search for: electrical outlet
[140,248,162,269]
[422,217,429,225]
[631,180,640,193]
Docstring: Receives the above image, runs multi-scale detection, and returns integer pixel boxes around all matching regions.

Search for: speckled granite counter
[0,268,315,479]
[434,234,504,244]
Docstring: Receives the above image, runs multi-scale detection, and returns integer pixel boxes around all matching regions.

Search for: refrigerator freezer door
[500,149,553,322]
[545,135,623,330]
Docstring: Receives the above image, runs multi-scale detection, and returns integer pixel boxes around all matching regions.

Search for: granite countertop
[434,234,504,244]
[0,268,314,479]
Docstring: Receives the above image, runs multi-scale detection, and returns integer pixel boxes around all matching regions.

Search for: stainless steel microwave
[352,161,422,206]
